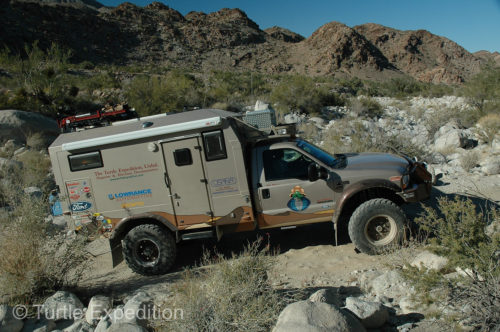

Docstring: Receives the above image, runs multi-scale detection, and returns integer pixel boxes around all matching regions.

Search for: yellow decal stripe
[314,209,335,215]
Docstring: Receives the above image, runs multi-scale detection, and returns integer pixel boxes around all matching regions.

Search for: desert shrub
[322,118,427,160]
[10,150,53,193]
[125,71,203,116]
[157,238,297,332]
[349,97,383,119]
[26,132,54,151]
[270,75,344,115]
[0,194,88,304]
[476,113,500,145]
[460,150,480,172]
[405,197,499,330]
[462,65,500,114]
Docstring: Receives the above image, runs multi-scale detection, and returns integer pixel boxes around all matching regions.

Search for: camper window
[68,151,103,172]
[202,131,227,161]
[174,148,193,166]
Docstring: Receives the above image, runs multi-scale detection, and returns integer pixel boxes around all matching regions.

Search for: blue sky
[99,0,500,53]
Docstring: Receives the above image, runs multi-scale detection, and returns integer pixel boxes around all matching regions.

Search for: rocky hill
[0,0,493,83]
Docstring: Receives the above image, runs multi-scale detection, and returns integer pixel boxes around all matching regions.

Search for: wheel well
[338,187,404,226]
[112,218,175,245]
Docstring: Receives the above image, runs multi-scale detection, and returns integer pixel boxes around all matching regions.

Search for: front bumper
[398,161,432,203]
[398,182,432,202]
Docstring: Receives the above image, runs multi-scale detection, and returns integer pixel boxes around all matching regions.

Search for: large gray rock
[0,110,59,144]
[106,323,147,332]
[345,297,388,329]
[272,300,365,332]
[308,289,342,307]
[480,155,500,175]
[85,295,112,326]
[120,292,154,327]
[64,319,93,332]
[0,304,24,332]
[358,270,383,292]
[434,129,467,151]
[371,271,412,301]
[410,251,449,272]
[42,291,84,322]
[21,317,56,332]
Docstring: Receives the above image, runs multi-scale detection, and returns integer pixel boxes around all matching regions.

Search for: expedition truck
[48,109,432,275]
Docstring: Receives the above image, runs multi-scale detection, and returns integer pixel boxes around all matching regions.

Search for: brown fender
[332,179,402,223]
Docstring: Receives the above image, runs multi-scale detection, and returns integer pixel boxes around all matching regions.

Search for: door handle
[169,193,179,199]
[262,188,270,199]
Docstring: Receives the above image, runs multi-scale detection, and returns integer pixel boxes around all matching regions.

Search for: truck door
[161,137,212,226]
[255,146,336,228]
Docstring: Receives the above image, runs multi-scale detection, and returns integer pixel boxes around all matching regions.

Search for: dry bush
[156,238,298,332]
[0,194,89,304]
[460,150,480,172]
[477,113,500,145]
[405,197,500,330]
[349,97,383,119]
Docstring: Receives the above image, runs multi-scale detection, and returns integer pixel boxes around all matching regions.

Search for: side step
[181,231,214,241]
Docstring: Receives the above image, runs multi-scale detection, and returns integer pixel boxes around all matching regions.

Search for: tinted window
[263,149,312,181]
[203,131,227,161]
[68,151,103,172]
[174,148,193,166]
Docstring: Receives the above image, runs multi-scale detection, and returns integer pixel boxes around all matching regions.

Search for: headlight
[402,174,410,189]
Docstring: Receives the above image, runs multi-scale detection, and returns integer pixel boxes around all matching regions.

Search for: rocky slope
[1,0,494,83]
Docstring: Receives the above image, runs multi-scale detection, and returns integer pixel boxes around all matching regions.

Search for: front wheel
[348,198,406,254]
[123,224,176,275]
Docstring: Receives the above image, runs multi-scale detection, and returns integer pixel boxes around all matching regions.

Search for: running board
[281,225,297,230]
[181,231,214,241]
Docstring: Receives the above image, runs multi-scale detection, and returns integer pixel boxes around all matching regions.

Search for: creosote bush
[404,196,499,330]
[156,238,299,332]
[0,193,89,305]
[477,113,500,145]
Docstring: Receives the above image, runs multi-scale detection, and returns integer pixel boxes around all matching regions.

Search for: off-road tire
[348,198,406,255]
[123,224,176,275]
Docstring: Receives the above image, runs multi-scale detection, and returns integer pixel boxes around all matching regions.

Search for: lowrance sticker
[71,201,92,212]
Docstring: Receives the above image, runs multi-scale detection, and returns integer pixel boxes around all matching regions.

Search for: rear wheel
[123,224,176,275]
[348,198,406,254]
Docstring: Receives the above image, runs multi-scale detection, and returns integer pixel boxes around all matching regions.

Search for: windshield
[296,140,338,168]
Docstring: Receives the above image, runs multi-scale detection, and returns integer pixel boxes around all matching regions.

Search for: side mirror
[308,163,319,182]
[308,163,329,182]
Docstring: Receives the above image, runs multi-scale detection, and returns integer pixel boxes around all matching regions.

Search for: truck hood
[338,152,409,172]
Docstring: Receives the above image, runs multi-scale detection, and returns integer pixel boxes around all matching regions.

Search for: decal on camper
[71,201,93,212]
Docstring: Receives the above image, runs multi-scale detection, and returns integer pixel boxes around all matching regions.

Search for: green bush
[349,97,383,119]
[462,65,500,114]
[0,193,88,305]
[405,197,500,330]
[157,238,298,332]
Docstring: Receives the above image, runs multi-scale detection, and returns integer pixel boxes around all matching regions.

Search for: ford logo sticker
[71,201,92,212]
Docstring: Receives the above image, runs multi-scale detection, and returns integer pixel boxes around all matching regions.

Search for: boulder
[308,289,342,307]
[371,271,412,301]
[21,317,56,332]
[345,297,388,329]
[0,304,24,332]
[42,291,84,322]
[480,155,500,175]
[0,110,59,144]
[358,270,383,292]
[107,322,147,332]
[121,292,154,327]
[410,251,449,272]
[272,300,365,332]
[85,295,112,325]
[64,319,93,332]
[434,129,467,151]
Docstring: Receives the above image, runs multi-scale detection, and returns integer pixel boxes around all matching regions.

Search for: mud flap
[110,238,124,268]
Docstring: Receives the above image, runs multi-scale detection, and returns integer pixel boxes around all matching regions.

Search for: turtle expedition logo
[287,185,311,212]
